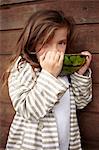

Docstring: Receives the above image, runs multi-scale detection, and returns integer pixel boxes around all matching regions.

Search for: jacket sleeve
[70,69,92,109]
[8,60,68,121]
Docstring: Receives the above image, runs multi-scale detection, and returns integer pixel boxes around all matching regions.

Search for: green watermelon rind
[61,54,86,75]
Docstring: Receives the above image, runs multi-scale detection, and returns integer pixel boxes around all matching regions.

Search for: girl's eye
[58,41,66,45]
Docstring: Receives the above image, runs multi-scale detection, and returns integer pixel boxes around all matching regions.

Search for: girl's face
[36,27,68,60]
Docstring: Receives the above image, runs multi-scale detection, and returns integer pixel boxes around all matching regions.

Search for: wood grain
[0,126,9,149]
[78,111,99,149]
[0,101,14,125]
[0,0,49,6]
[78,112,99,140]
[0,1,99,30]
[0,30,21,54]
[73,25,99,54]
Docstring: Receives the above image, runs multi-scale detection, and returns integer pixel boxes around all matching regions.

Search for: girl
[5,10,92,150]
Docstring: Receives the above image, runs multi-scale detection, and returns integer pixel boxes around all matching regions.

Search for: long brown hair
[2,9,75,86]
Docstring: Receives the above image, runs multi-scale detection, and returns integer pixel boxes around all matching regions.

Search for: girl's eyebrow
[60,38,67,41]
[58,39,67,42]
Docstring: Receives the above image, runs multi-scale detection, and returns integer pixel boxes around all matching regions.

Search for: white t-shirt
[53,76,70,150]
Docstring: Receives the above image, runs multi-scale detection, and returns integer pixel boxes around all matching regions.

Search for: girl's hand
[39,51,64,77]
[77,51,92,75]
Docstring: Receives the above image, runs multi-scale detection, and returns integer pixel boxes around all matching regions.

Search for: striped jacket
[6,56,92,150]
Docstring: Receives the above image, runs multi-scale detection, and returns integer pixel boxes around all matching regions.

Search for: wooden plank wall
[0,0,99,149]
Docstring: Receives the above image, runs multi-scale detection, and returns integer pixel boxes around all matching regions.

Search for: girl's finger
[39,52,46,62]
[81,51,92,59]
[54,51,60,62]
[81,51,92,63]
[59,52,64,64]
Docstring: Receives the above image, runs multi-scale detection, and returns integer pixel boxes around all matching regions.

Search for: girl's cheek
[59,45,66,53]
